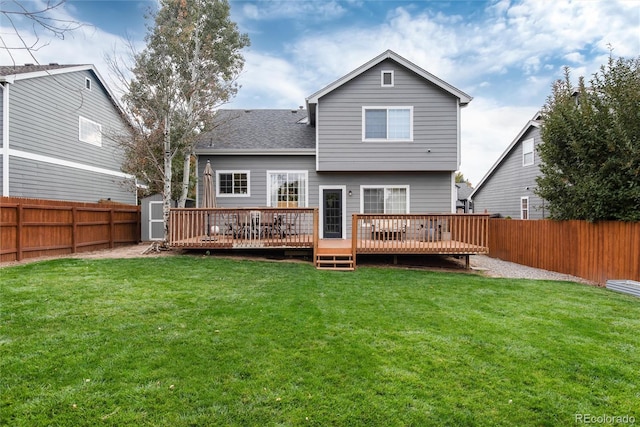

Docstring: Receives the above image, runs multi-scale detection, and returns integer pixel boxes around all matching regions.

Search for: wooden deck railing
[353,213,489,254]
[169,208,317,249]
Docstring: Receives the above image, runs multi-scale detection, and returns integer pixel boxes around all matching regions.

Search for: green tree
[536,55,640,221]
[455,172,471,185]
[115,0,249,241]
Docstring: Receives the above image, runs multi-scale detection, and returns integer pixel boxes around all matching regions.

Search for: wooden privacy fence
[489,219,640,284]
[1,197,140,262]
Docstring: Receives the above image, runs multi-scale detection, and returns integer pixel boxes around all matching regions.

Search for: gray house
[195,50,473,239]
[470,112,547,219]
[0,64,136,204]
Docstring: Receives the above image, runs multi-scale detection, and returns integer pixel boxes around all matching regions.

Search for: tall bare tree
[1,0,83,64]
[114,0,249,242]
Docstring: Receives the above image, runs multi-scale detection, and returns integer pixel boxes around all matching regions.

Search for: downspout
[1,80,10,196]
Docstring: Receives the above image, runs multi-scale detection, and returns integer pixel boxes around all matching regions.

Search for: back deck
[169,208,489,270]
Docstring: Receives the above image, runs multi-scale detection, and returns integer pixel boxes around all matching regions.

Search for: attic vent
[24,63,34,66]
[49,63,59,66]
[244,110,251,113]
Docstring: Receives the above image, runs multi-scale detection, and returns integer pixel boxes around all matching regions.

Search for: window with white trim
[521,196,529,219]
[381,70,394,87]
[363,107,413,141]
[361,186,409,214]
[217,171,249,197]
[523,138,534,166]
[79,116,102,146]
[85,77,92,91]
[267,171,308,207]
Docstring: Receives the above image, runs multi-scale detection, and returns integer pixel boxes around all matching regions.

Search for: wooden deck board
[172,234,487,255]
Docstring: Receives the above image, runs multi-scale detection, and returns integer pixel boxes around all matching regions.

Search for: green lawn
[1,256,638,426]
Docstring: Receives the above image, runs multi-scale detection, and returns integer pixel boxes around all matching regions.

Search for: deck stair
[316,240,355,271]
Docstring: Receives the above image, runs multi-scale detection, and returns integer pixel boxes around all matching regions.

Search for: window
[523,138,534,166]
[78,116,102,146]
[217,171,249,197]
[361,186,409,213]
[85,77,92,90]
[521,196,529,220]
[362,107,413,141]
[267,171,308,207]
[381,70,394,87]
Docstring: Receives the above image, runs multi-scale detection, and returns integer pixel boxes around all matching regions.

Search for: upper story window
[381,70,394,87]
[85,77,92,90]
[267,171,308,207]
[217,171,250,197]
[522,138,534,166]
[78,116,102,146]
[361,185,409,214]
[362,106,413,141]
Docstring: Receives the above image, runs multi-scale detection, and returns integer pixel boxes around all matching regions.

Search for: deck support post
[465,255,470,270]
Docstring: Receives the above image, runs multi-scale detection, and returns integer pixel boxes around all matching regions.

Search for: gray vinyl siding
[8,156,133,203]
[0,85,3,194]
[9,70,127,171]
[317,59,459,172]
[472,127,547,219]
[0,84,4,149]
[5,69,135,203]
[198,155,453,235]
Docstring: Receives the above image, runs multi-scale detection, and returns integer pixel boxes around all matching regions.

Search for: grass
[1,256,639,426]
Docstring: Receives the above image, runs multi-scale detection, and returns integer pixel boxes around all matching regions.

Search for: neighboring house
[470,112,546,219]
[0,64,136,204]
[195,50,472,239]
[455,182,473,213]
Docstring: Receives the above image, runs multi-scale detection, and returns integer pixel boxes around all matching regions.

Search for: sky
[1,0,639,185]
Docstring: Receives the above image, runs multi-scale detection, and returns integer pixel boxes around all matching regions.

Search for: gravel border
[470,254,598,285]
[2,243,598,286]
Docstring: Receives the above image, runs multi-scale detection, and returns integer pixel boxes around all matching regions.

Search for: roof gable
[470,111,542,199]
[306,50,473,106]
[0,64,125,117]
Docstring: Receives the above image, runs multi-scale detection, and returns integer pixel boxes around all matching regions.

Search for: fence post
[109,208,115,249]
[16,204,23,261]
[71,206,77,254]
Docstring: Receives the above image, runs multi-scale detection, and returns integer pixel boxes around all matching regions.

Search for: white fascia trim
[2,83,9,195]
[315,99,320,171]
[9,148,133,179]
[195,149,315,156]
[456,100,461,169]
[451,172,456,213]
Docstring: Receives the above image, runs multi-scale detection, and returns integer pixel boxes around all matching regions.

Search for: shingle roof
[0,63,82,76]
[196,109,315,152]
[456,183,474,200]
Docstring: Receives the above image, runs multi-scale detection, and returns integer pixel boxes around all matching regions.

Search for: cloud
[461,98,540,186]
[231,50,308,109]
[238,0,347,22]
